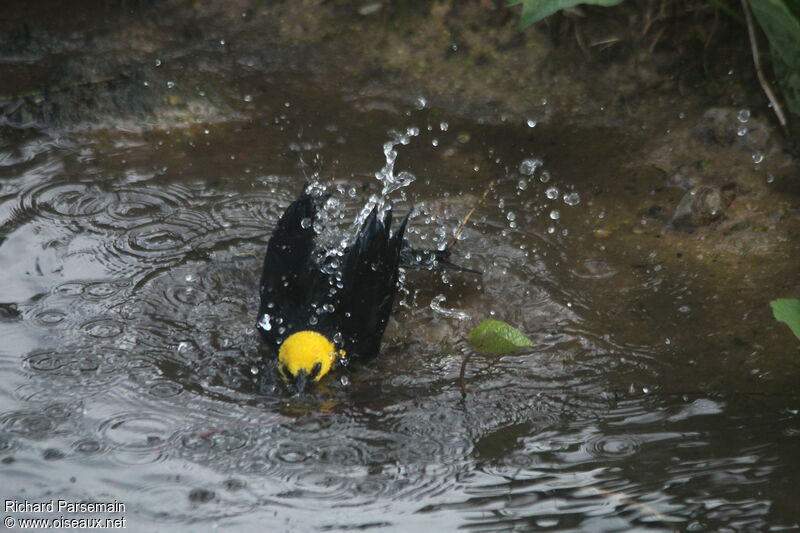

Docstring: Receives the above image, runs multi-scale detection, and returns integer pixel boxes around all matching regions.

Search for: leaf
[468,319,534,354]
[508,0,625,27]
[770,298,800,340]
[749,0,800,115]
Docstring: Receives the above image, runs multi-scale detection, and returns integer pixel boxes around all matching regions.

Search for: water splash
[353,127,419,229]
[430,295,469,320]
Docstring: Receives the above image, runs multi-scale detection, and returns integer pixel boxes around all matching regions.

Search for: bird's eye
[309,362,322,380]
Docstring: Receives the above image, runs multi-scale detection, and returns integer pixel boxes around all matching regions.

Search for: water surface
[1,3,799,531]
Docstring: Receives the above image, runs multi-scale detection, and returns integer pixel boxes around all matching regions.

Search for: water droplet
[519,158,542,176]
[540,170,551,183]
[340,375,350,386]
[563,192,581,206]
[154,58,162,67]
[333,332,343,344]
[258,314,272,331]
[323,304,335,313]
[243,94,253,103]
[309,316,318,325]
[250,366,259,375]
[752,152,764,164]
[300,217,312,229]
[678,305,691,314]
[526,118,537,128]
[737,126,748,137]
[506,211,516,222]
[166,81,175,89]
[549,210,560,220]
[517,178,528,191]
[545,187,559,200]
[665,338,671,345]
[415,96,427,109]
[737,109,751,123]
[439,121,449,131]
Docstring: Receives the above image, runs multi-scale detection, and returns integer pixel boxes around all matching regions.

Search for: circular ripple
[81,318,124,338]
[129,223,190,252]
[127,480,252,523]
[147,379,183,398]
[99,412,175,450]
[211,193,277,230]
[570,259,618,280]
[113,210,218,266]
[175,428,252,461]
[84,281,125,299]
[27,181,112,218]
[54,282,86,296]
[0,411,57,438]
[583,434,642,459]
[72,438,105,455]
[105,187,189,227]
[24,349,124,377]
[33,309,67,325]
[163,285,210,307]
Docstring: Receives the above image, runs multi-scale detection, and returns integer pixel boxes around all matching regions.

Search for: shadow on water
[1,1,799,531]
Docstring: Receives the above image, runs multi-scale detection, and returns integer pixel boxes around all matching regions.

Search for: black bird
[257,186,408,392]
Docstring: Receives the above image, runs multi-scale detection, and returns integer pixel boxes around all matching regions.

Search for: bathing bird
[256,186,408,393]
[257,185,476,393]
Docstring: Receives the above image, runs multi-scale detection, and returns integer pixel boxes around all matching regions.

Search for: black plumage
[257,187,407,363]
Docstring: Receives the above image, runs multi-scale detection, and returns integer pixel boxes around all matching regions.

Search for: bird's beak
[289,369,309,396]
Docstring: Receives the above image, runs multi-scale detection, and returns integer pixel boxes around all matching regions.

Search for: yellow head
[277,330,344,392]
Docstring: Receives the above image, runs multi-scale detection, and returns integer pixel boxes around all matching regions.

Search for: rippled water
[2,4,800,531]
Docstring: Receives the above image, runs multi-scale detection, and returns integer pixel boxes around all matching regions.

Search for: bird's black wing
[257,188,326,350]
[337,206,408,361]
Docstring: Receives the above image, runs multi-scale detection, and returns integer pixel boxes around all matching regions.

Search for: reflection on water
[1,8,799,533]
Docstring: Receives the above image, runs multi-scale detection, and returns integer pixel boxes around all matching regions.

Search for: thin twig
[741,0,787,130]
[448,179,495,250]
[458,350,474,398]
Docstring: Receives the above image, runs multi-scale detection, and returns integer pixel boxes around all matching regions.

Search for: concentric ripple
[211,192,281,230]
[583,434,642,459]
[99,412,179,465]
[0,411,58,439]
[23,348,125,378]
[104,185,192,228]
[24,181,112,219]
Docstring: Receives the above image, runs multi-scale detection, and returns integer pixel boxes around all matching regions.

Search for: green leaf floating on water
[508,0,625,27]
[770,298,800,340]
[468,319,534,354]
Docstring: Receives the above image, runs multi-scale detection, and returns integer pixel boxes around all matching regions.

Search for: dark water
[2,3,799,532]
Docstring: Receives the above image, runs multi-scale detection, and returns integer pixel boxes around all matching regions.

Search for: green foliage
[749,0,800,115]
[468,319,534,354]
[508,0,800,117]
[770,298,800,340]
[508,0,624,27]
